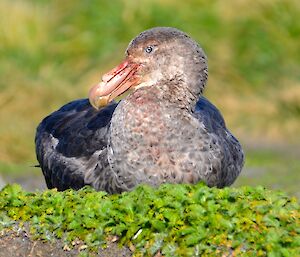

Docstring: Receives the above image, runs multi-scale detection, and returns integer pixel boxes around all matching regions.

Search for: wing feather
[35,99,117,190]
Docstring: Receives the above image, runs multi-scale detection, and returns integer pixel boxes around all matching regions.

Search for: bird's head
[89,27,208,109]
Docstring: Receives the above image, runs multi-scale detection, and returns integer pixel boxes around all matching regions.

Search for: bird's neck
[134,81,200,110]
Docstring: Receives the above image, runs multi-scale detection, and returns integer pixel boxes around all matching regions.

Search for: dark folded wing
[194,97,244,187]
[35,99,118,190]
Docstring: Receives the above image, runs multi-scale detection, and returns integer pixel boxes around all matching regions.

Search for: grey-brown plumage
[35,27,244,193]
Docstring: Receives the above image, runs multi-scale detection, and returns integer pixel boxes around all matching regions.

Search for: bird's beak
[89,60,141,109]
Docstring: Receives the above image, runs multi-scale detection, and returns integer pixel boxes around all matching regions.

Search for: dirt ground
[0,226,132,257]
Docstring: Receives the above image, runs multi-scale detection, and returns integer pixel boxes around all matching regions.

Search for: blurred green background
[0,0,299,197]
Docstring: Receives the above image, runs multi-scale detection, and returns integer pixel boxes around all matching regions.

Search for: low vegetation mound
[0,183,299,256]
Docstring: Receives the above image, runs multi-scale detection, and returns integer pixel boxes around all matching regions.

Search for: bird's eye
[144,46,153,54]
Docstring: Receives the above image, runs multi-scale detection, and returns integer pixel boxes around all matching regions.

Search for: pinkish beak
[89,60,141,109]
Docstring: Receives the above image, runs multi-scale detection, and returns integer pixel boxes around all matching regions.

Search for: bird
[35,27,244,194]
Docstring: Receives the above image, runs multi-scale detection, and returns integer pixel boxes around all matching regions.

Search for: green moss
[0,184,299,256]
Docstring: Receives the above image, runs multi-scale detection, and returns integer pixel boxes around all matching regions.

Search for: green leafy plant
[1,183,299,256]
